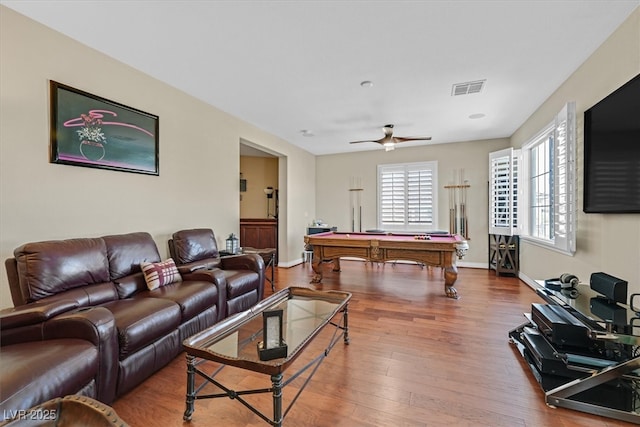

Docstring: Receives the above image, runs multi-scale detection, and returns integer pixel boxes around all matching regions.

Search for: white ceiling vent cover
[452,80,486,96]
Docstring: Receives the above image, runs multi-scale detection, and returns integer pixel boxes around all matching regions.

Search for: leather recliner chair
[169,228,265,319]
[0,301,118,416]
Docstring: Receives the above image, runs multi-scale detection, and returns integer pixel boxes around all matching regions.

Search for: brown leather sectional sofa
[1,231,264,418]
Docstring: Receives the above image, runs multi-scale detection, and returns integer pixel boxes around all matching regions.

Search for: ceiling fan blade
[349,139,379,144]
[349,137,385,145]
[348,125,429,147]
[393,136,432,143]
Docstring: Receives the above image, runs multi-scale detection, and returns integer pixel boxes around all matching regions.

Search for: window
[488,102,576,255]
[529,129,554,240]
[521,102,576,254]
[377,161,438,231]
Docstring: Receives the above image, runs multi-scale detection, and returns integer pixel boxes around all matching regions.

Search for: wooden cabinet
[489,234,519,276]
[240,218,277,250]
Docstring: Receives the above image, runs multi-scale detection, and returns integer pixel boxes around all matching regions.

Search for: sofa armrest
[0,299,79,329]
[220,253,264,273]
[176,259,220,275]
[177,264,203,275]
[43,307,115,345]
[43,307,118,404]
[181,268,228,323]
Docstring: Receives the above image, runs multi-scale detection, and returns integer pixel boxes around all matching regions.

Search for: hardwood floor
[112,261,632,426]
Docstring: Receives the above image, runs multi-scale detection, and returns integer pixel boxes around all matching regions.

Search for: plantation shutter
[553,102,576,254]
[378,161,438,231]
[489,148,520,236]
[379,165,406,225]
[407,167,434,224]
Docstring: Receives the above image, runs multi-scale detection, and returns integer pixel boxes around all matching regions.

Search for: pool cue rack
[444,169,471,239]
[349,176,363,232]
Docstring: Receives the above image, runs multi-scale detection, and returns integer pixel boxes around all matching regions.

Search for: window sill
[520,235,575,256]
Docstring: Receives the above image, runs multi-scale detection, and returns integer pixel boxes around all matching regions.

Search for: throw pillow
[140,258,182,290]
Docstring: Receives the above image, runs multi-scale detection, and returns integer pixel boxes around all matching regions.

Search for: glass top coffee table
[182,286,351,426]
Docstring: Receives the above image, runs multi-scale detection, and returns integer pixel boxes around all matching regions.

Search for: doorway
[239,140,282,263]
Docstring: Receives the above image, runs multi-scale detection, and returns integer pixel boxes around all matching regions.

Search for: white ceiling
[2,1,639,155]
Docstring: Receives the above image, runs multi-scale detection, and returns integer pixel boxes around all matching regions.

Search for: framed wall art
[50,81,159,175]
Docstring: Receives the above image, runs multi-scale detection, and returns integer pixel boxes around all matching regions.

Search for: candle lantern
[257,309,288,360]
[226,233,239,254]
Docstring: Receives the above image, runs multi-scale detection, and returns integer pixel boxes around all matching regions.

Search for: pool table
[303,231,469,299]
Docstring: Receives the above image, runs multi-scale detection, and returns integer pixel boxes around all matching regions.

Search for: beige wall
[240,156,279,218]
[510,8,640,293]
[0,7,316,308]
[316,138,512,267]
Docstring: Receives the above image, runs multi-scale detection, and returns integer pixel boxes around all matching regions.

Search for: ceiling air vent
[452,79,486,96]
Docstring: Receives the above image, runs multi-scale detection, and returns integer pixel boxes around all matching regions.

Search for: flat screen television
[583,73,640,213]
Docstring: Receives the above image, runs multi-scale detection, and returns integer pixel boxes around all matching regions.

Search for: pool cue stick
[460,194,467,237]
[359,184,362,232]
[352,207,355,232]
[452,185,456,235]
[458,189,460,232]
[349,176,355,232]
[453,185,457,235]
[357,188,361,232]
[458,170,463,236]
[448,185,454,234]
[462,189,466,238]
[454,192,458,235]
[349,203,356,231]
[459,190,464,238]
[462,180,469,238]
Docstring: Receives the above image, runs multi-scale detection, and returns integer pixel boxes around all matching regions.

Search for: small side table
[242,247,277,292]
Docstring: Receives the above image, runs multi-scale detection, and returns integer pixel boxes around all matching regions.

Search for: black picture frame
[50,81,159,175]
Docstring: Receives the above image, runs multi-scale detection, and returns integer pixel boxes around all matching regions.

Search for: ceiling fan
[348,124,432,151]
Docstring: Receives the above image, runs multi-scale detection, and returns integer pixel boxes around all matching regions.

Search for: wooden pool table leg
[310,258,323,283]
[310,257,341,284]
[444,264,459,299]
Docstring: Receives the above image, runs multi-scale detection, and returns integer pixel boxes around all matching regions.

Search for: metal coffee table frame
[182,287,351,426]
